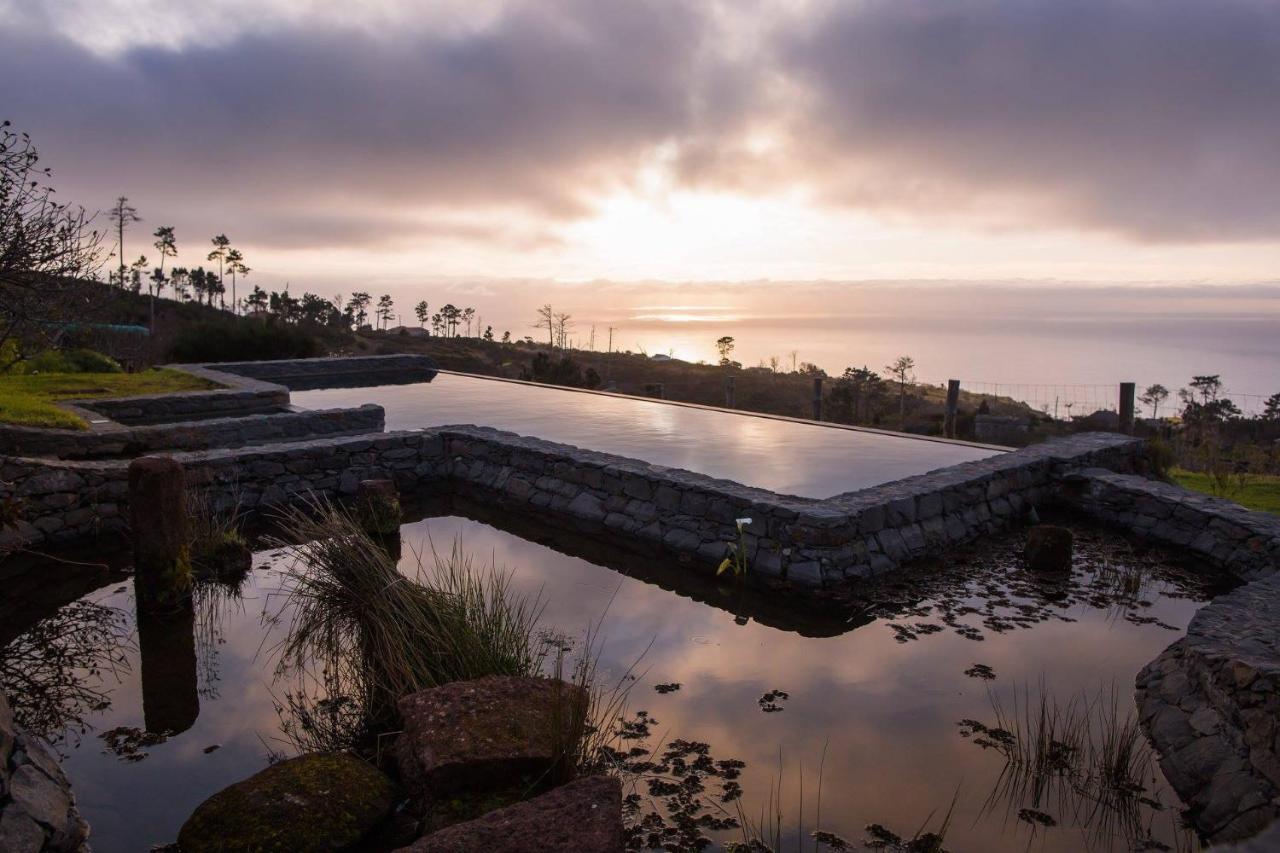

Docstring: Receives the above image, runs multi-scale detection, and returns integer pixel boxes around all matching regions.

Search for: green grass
[1170,468,1280,515]
[0,369,218,429]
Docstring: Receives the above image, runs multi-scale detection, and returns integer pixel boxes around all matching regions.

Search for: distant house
[389,325,429,338]
[650,353,684,362]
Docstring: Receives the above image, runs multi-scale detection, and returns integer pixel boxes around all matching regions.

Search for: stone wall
[2,427,1140,583]
[1136,573,1280,843]
[0,693,89,852]
[81,385,288,425]
[1058,468,1280,582]
[188,354,440,390]
[0,405,385,460]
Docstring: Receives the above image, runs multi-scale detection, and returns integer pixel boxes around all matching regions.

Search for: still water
[295,374,998,499]
[4,508,1221,852]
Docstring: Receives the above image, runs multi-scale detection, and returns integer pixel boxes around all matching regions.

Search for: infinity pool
[294,372,999,498]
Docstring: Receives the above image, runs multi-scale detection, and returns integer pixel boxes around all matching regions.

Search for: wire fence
[918,378,1273,420]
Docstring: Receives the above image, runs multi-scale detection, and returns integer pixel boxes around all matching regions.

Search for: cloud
[0,0,742,248]
[5,0,1280,253]
[779,0,1280,241]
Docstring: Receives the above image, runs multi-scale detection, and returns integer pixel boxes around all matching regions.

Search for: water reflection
[295,374,998,499]
[2,512,1217,852]
[136,607,200,736]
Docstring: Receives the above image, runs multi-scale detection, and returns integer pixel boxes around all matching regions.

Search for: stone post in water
[129,456,192,614]
[944,379,961,438]
[1119,382,1136,434]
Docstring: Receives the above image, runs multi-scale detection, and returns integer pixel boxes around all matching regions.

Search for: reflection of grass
[961,683,1179,850]
[269,498,547,723]
[1170,468,1280,514]
[0,369,217,428]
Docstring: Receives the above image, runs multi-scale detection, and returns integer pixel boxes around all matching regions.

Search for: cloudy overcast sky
[3,0,1279,287]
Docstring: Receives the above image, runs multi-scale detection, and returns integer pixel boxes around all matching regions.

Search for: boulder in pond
[394,676,587,809]
[1024,525,1073,574]
[177,752,396,853]
[396,774,623,853]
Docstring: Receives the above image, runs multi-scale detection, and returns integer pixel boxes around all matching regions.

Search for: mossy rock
[177,752,397,853]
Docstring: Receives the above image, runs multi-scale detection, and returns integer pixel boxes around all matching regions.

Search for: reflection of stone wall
[0,692,90,852]
[0,405,384,460]
[1137,574,1280,843]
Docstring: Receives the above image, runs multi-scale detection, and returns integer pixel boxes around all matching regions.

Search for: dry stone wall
[0,405,384,460]
[0,693,89,852]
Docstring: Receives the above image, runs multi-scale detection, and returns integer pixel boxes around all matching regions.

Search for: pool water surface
[294,373,999,499]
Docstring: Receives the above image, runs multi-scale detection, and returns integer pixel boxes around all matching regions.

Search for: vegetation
[1,120,109,368]
[168,318,324,362]
[270,500,548,725]
[0,367,217,428]
[1169,469,1280,515]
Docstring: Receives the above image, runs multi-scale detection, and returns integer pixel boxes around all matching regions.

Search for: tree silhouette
[346,292,372,328]
[225,248,249,313]
[462,306,476,337]
[1139,384,1170,419]
[535,304,554,347]
[376,294,395,330]
[715,336,735,367]
[885,355,916,426]
[414,300,429,328]
[207,234,230,310]
[108,196,142,287]
[245,285,269,314]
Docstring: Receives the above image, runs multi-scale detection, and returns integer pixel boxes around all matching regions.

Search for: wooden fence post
[944,379,961,438]
[1119,382,1136,434]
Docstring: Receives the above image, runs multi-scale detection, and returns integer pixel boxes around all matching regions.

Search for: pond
[294,373,999,499]
[2,508,1226,852]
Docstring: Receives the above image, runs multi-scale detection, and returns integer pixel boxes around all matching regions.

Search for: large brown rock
[1024,524,1073,574]
[177,752,396,853]
[398,774,623,853]
[394,676,587,808]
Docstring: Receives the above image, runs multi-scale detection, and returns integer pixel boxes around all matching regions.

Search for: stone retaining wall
[81,385,288,425]
[0,405,384,460]
[189,354,439,390]
[1,427,1141,583]
[0,692,89,852]
[1058,469,1280,582]
[1136,573,1280,843]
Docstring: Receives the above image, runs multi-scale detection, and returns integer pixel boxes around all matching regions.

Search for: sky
[4,0,1280,291]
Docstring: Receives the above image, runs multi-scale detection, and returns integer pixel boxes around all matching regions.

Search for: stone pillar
[812,376,823,421]
[1119,382,1136,434]
[356,479,402,536]
[724,376,735,409]
[944,379,961,438]
[129,456,192,614]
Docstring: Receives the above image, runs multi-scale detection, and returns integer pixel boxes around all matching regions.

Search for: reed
[267,497,546,721]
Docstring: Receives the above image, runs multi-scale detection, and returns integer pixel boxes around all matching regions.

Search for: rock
[177,752,397,853]
[394,676,587,809]
[0,810,44,853]
[1024,524,1073,573]
[398,775,623,853]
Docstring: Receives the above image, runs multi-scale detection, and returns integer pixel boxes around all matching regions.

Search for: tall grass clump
[268,498,546,725]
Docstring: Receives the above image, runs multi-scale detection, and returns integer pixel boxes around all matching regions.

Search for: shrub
[18,348,122,374]
[169,320,323,363]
